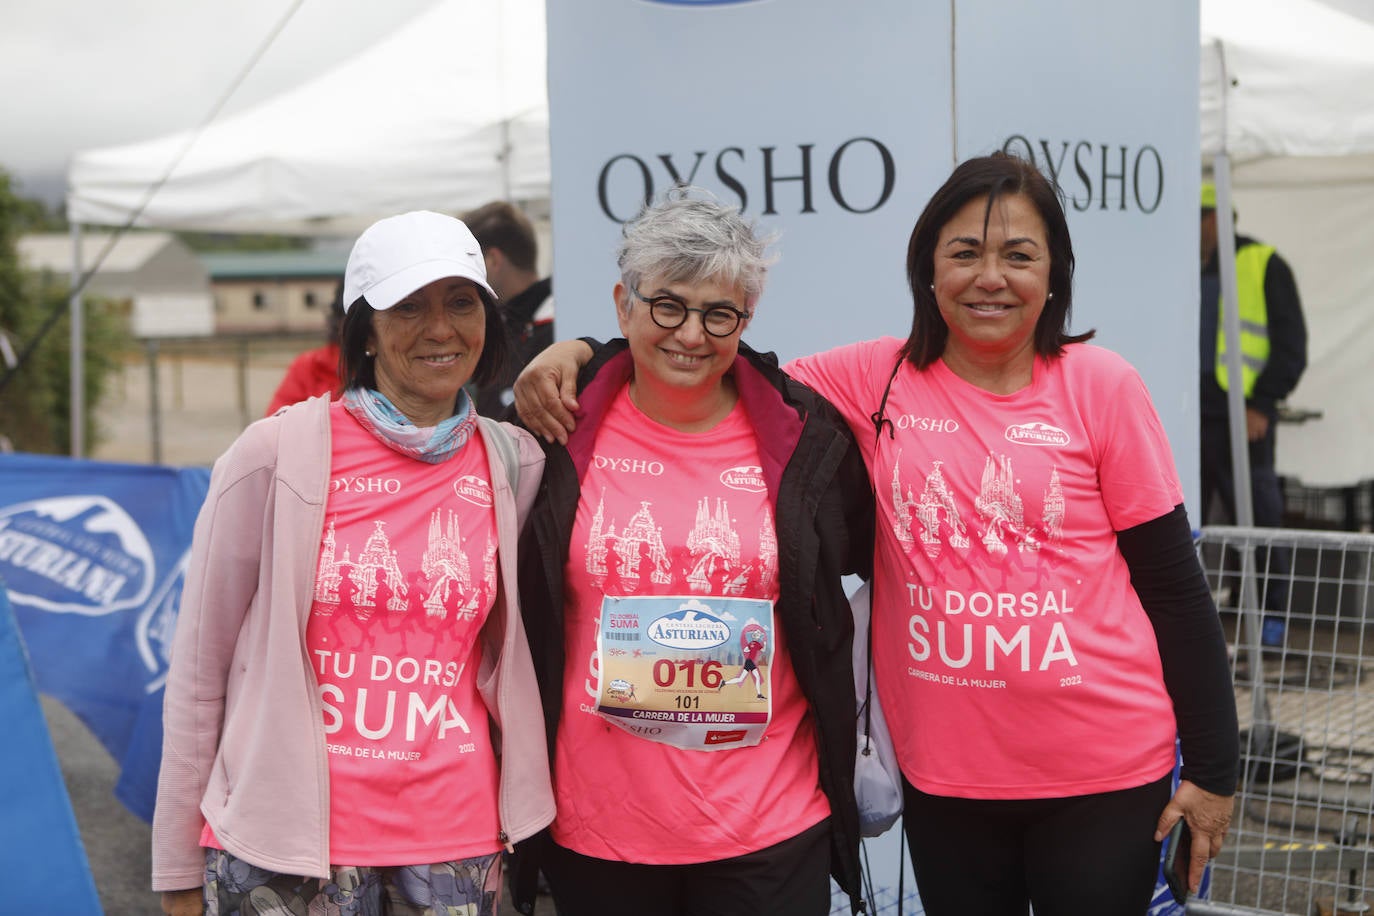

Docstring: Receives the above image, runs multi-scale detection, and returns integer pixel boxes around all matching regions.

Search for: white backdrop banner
[546,0,951,362]
[955,0,1201,510]
[545,0,1201,904]
[546,0,1201,512]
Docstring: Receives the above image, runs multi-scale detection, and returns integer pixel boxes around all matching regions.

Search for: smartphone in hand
[1163,817,1193,904]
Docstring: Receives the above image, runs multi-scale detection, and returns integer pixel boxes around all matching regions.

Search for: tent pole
[1212,156,1252,528]
[1211,33,1268,716]
[1207,39,1252,526]
[500,118,512,201]
[69,222,84,458]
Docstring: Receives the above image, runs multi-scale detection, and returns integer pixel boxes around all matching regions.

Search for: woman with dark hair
[516,153,1238,916]
[153,211,552,916]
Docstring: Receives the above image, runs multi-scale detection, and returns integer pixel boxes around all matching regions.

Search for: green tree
[0,169,130,454]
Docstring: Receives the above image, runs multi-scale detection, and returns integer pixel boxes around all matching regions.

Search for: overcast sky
[1,0,438,204]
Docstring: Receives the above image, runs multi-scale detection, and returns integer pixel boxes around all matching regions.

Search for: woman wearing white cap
[152,211,553,915]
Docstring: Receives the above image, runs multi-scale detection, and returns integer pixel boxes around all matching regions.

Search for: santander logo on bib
[452,475,493,507]
[1004,422,1070,447]
[720,465,766,493]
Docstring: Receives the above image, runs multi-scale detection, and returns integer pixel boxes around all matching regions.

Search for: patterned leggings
[202,847,502,916]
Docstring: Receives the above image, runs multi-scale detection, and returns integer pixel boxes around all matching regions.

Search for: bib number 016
[652,658,724,690]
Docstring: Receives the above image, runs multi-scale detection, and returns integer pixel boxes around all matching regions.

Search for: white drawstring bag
[852,580,903,837]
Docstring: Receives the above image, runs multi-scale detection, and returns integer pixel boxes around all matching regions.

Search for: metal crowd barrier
[1195,525,1374,916]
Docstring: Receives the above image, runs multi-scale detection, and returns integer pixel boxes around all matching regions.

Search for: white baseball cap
[342,210,497,312]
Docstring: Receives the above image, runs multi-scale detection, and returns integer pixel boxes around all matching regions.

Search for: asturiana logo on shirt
[1004,422,1070,447]
[646,603,730,650]
[452,475,493,507]
[720,465,766,493]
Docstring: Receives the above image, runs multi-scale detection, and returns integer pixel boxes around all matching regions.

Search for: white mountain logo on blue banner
[0,495,155,616]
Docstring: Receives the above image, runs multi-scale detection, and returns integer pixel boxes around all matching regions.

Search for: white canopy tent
[65,0,548,237]
[61,0,547,457]
[1200,0,1374,493]
[63,0,1374,485]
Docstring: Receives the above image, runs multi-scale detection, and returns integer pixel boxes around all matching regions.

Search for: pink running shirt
[788,339,1181,799]
[553,387,830,863]
[304,402,502,863]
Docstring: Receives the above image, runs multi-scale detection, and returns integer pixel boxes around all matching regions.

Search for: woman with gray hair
[510,188,874,916]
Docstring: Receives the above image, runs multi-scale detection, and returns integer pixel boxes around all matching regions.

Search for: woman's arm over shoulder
[512,338,599,444]
[783,337,895,391]
[783,376,877,580]
[783,337,904,434]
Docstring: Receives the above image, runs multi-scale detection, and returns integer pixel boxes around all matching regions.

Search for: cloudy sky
[2,0,438,204]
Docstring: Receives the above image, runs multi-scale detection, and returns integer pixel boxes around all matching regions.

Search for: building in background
[199,249,347,335]
[18,232,214,338]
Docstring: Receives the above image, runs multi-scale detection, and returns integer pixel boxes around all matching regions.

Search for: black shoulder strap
[869,355,904,442]
[862,355,903,741]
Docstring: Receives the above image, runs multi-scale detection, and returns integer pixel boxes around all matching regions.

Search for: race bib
[595,595,774,751]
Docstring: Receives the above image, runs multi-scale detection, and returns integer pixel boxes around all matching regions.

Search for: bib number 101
[652,658,724,689]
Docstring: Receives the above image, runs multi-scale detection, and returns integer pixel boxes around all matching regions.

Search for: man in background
[1199,181,1307,638]
[463,201,554,417]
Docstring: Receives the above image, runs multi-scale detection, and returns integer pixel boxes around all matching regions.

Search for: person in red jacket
[264,281,345,416]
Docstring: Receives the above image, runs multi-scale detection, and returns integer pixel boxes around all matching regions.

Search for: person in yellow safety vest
[1199,181,1307,637]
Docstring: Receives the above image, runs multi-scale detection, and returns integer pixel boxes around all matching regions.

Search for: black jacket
[474,276,554,418]
[511,339,875,914]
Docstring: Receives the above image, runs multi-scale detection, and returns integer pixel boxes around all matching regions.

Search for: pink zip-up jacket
[151,395,553,891]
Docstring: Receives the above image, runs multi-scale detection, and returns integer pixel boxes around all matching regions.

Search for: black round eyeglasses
[630,287,751,338]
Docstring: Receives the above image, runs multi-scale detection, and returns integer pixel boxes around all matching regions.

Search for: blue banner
[0,585,104,912]
[0,452,209,823]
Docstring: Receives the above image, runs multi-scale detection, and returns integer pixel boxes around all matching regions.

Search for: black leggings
[541,818,832,916]
[901,772,1171,916]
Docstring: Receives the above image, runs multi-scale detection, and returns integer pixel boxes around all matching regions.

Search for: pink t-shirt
[304,403,502,863]
[552,387,830,863]
[788,338,1181,799]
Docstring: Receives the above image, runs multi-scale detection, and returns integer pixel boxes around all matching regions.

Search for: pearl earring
[1047,293,1054,301]
[929,284,935,291]
[364,349,374,357]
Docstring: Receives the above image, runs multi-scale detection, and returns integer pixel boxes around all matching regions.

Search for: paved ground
[44,695,159,915]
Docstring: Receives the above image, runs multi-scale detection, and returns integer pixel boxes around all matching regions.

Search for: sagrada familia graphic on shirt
[583,491,778,596]
[891,450,1065,560]
[312,509,496,621]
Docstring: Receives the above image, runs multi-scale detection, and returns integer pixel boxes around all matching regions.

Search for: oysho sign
[595,137,898,221]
